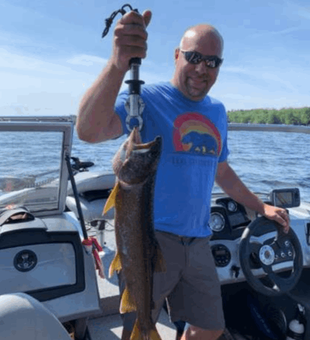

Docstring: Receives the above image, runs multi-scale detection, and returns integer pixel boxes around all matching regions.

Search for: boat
[1,116,310,339]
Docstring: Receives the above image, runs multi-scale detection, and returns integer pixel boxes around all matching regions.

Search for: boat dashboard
[65,171,310,290]
[209,191,310,286]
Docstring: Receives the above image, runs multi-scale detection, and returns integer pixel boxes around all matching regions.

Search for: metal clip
[125,95,145,131]
[125,58,145,131]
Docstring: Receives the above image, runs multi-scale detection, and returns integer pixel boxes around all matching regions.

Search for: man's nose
[194,61,208,74]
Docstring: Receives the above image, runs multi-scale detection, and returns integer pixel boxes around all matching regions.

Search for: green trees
[227,107,310,125]
[300,108,310,125]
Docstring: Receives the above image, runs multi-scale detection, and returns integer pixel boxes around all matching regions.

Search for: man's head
[171,24,224,101]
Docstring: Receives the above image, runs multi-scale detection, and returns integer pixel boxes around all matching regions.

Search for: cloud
[0,30,54,54]
[0,44,308,117]
[297,7,310,20]
[269,26,303,35]
[67,54,108,66]
[0,47,171,116]
[221,65,296,92]
[281,0,310,23]
[0,48,75,76]
[213,77,310,111]
[0,49,101,115]
[249,1,310,38]
[213,59,310,111]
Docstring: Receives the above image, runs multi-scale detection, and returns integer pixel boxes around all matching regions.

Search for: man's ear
[174,48,180,63]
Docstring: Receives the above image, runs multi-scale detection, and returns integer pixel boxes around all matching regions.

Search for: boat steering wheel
[239,216,303,296]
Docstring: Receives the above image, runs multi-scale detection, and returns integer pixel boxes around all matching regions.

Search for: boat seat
[67,172,116,196]
[0,293,71,340]
[66,196,114,223]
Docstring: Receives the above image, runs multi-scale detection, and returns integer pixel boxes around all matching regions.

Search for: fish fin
[109,252,122,277]
[130,321,162,340]
[103,182,119,215]
[150,327,162,340]
[120,287,137,314]
[153,244,166,273]
[130,321,141,340]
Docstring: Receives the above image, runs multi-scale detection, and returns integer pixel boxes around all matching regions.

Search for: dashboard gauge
[209,212,225,232]
[227,200,237,212]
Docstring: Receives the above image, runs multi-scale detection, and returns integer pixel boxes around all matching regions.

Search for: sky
[0,0,309,116]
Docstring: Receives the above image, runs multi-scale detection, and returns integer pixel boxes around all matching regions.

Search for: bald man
[77,10,290,340]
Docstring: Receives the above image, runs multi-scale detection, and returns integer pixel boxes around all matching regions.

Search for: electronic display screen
[215,250,227,256]
[271,189,300,208]
[275,192,293,206]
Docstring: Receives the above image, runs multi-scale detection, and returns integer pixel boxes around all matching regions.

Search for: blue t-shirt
[115,82,229,237]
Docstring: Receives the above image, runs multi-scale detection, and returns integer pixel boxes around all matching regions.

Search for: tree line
[227,107,310,125]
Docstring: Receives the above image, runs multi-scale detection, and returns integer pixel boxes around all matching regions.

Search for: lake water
[71,129,310,203]
[0,127,308,203]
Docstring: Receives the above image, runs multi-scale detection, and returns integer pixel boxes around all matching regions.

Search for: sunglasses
[180,50,223,69]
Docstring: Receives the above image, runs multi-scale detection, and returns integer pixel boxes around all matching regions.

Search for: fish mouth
[114,128,162,184]
[129,127,161,153]
[132,127,142,145]
[117,128,162,166]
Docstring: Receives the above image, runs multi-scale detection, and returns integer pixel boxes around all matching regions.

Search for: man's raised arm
[76,10,152,143]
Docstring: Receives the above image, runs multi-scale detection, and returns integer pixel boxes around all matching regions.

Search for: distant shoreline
[227,107,310,125]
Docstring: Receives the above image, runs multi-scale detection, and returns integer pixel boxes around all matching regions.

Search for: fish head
[113,128,162,185]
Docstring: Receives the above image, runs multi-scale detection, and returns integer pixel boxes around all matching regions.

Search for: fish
[103,127,165,340]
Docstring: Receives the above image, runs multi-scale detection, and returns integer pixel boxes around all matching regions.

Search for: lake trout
[103,127,165,340]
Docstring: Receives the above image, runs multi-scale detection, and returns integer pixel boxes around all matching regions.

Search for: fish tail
[103,182,119,215]
[130,321,162,340]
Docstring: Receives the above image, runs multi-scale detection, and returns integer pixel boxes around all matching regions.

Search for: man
[77,9,290,340]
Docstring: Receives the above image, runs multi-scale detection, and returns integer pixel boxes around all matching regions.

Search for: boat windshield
[0,131,63,212]
[0,117,74,216]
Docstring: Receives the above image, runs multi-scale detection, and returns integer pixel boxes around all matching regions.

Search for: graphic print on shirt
[173,112,222,156]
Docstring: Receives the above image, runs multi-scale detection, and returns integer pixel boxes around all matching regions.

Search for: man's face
[172,30,223,101]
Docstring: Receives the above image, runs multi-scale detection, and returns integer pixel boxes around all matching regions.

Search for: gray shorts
[118,230,225,331]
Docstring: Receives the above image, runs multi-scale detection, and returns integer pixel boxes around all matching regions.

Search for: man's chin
[187,87,208,100]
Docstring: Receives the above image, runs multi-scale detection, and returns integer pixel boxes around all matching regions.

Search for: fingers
[272,208,290,233]
[278,209,290,233]
[264,204,290,233]
[112,10,151,71]
[142,10,152,28]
